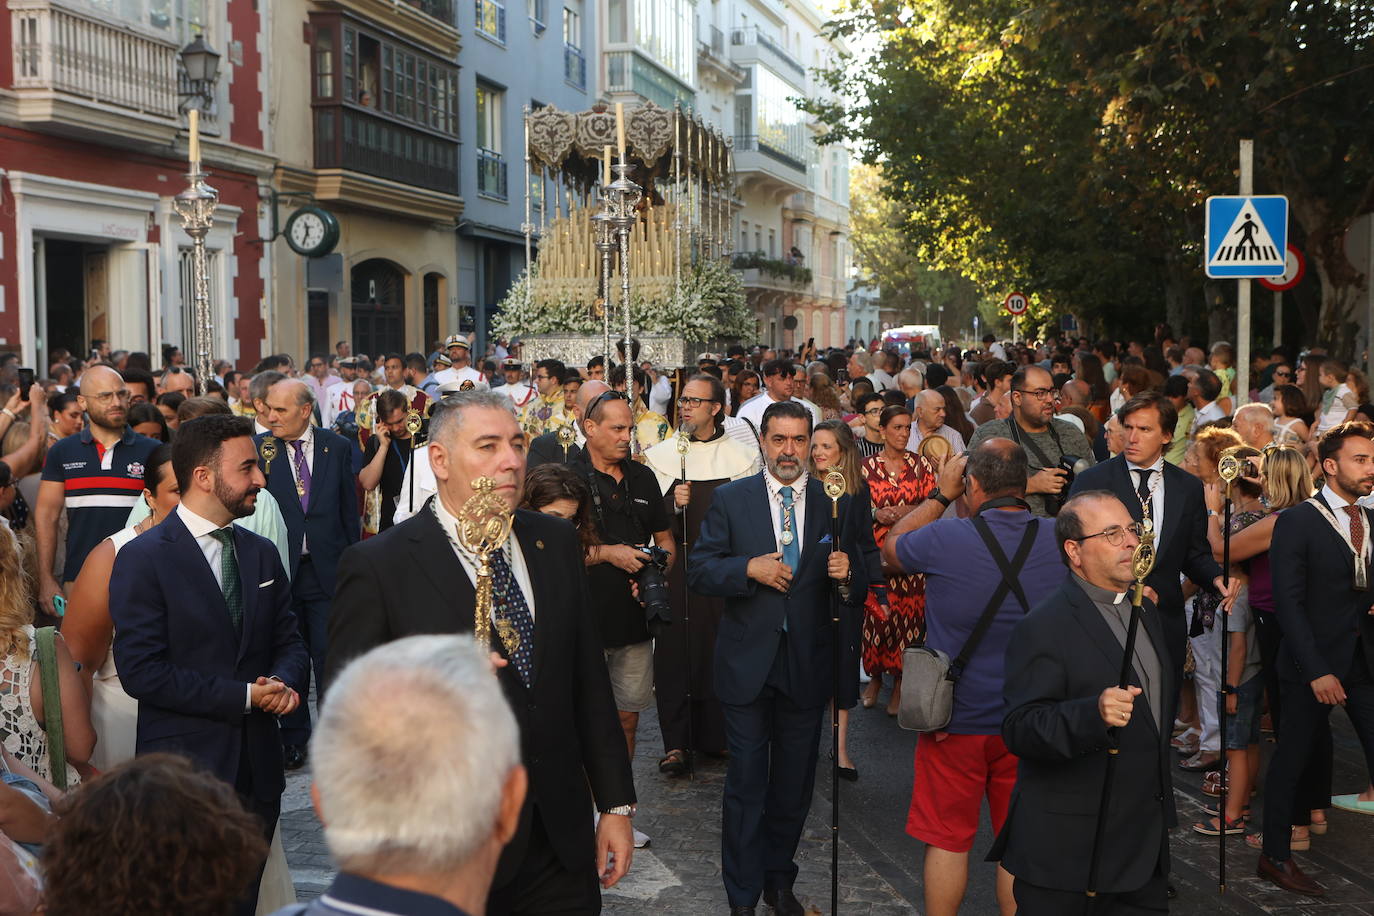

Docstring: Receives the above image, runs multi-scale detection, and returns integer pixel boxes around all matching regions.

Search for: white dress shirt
[1127,456,1166,535]
[1191,400,1225,434]
[175,503,255,712]
[906,424,966,455]
[1321,484,1372,561]
[432,493,536,622]
[763,470,808,556]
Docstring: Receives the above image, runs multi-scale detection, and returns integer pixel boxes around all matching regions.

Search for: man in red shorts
[883,438,1066,915]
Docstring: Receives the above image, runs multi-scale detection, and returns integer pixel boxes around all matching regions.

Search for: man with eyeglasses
[518,359,572,439]
[643,375,757,779]
[990,491,1175,913]
[35,365,161,615]
[851,391,887,458]
[968,366,1095,517]
[1071,391,1231,686]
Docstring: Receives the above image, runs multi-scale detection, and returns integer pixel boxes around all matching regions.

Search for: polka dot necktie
[489,548,536,686]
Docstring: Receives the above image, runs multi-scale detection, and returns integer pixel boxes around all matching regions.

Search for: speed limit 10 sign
[1004,292,1028,316]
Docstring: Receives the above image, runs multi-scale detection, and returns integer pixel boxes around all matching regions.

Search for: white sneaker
[633,827,651,848]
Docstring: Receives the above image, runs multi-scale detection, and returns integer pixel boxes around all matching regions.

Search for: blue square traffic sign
[1205,196,1288,279]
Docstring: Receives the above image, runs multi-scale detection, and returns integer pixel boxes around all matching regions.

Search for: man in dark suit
[256,377,361,768]
[325,389,635,916]
[689,400,868,916]
[1258,421,1374,897]
[990,491,1175,914]
[1070,392,1232,679]
[111,414,308,916]
[526,380,607,470]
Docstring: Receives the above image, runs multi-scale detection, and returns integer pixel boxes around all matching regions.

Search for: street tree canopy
[813,0,1374,350]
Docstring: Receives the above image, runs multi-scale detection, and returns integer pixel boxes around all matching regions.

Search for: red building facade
[0,0,275,369]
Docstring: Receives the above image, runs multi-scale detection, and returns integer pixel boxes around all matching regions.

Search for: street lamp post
[175,35,221,388]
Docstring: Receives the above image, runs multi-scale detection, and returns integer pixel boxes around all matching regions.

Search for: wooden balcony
[307,102,463,222]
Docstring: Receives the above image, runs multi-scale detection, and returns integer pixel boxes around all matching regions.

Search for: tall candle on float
[188,109,201,167]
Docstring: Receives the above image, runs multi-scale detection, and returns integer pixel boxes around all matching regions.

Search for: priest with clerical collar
[642,374,757,777]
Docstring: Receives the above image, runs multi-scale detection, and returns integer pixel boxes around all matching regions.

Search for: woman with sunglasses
[1260,363,1295,405]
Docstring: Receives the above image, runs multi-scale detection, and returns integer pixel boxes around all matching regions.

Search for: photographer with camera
[968,366,1096,517]
[577,391,676,848]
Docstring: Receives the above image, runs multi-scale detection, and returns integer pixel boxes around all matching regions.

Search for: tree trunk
[1292,197,1368,358]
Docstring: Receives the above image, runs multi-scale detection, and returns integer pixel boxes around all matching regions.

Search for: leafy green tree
[814,0,1374,351]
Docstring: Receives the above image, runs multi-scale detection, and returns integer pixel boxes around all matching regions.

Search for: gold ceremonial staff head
[455,477,515,650]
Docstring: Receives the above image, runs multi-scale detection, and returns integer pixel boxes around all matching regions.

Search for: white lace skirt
[90,671,296,913]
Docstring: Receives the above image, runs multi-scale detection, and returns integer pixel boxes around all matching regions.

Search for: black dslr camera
[636,545,673,637]
[1049,454,1093,514]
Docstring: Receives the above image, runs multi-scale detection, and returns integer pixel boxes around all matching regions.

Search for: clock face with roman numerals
[284,205,339,257]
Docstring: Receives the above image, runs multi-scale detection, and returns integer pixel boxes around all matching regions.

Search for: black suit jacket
[111,511,309,801]
[1270,496,1374,684]
[688,473,869,709]
[990,577,1174,893]
[255,428,360,593]
[1070,455,1221,625]
[325,502,634,884]
[526,430,583,469]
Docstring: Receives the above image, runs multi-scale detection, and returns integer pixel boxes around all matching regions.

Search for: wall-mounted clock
[284,205,340,257]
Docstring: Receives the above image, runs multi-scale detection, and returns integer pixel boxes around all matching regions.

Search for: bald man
[256,377,361,769]
[37,365,162,613]
[527,380,608,469]
[1233,403,1275,450]
[907,388,966,455]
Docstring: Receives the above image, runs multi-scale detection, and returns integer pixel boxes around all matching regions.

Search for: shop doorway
[35,238,108,366]
[351,259,405,358]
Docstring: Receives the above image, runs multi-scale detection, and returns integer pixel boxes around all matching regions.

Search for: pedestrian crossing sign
[1204,195,1288,278]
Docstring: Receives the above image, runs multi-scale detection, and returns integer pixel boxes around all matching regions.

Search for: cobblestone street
[280,689,1374,914]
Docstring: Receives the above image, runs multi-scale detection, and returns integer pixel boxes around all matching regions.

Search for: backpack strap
[947,518,1040,682]
[33,626,67,791]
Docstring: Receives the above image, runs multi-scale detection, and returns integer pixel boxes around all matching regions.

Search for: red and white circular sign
[1258,245,1305,292]
[1004,292,1029,316]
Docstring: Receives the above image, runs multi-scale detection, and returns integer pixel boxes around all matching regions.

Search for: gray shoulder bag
[899,513,1037,732]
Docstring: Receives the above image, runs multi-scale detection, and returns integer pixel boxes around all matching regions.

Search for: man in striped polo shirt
[35,365,160,614]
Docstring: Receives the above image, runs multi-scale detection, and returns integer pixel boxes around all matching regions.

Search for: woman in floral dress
[859,405,936,716]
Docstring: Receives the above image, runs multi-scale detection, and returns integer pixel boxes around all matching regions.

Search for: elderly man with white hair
[907,388,966,455]
[1233,402,1275,450]
[271,636,526,916]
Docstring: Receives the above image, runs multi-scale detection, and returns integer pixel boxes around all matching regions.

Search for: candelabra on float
[172,108,219,387]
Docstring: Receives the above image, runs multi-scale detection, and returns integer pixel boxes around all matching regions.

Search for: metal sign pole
[1236,139,1253,407]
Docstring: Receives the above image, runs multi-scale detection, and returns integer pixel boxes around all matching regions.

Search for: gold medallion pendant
[495,618,521,655]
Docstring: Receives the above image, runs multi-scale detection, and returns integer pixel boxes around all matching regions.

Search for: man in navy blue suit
[689,400,869,916]
[112,414,308,916]
[257,377,360,769]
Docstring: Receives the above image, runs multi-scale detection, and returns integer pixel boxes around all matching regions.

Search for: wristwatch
[1221,684,1237,695]
[931,489,951,509]
[600,804,635,817]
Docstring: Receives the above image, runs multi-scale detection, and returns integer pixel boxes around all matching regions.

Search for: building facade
[269,0,464,363]
[693,0,850,351]
[0,0,275,369]
[455,0,596,356]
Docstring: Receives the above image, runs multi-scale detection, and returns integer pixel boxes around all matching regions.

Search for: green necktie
[210,527,243,634]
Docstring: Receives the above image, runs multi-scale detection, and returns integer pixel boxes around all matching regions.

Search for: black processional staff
[1216,447,1244,894]
[823,467,847,916]
[1085,521,1157,910]
[676,427,695,778]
